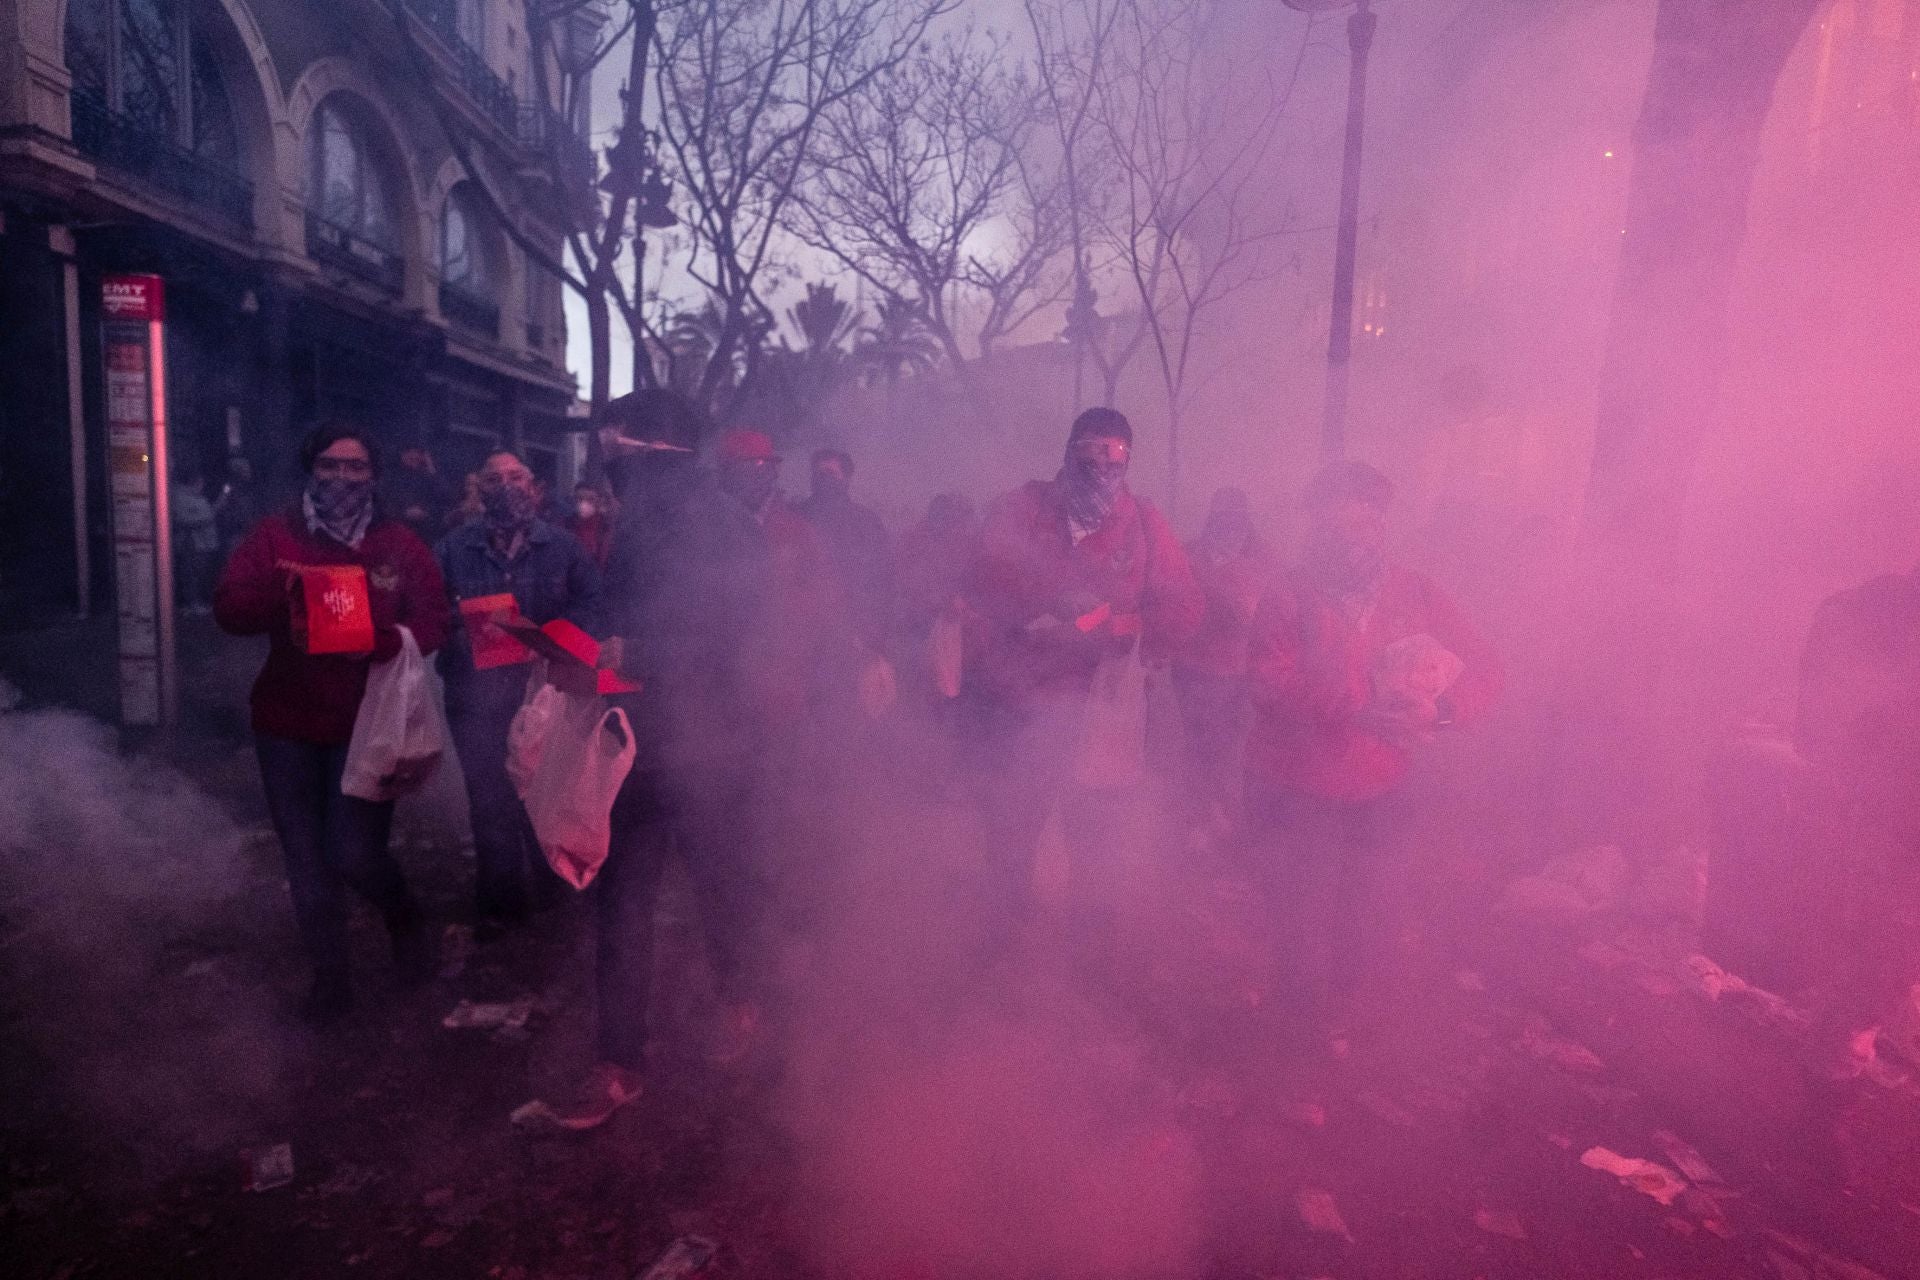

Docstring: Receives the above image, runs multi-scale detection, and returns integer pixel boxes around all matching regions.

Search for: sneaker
[708,1000,763,1066]
[513,1062,644,1132]
[299,973,354,1026]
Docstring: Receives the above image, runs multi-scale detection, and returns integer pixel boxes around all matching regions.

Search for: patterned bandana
[482,484,539,535]
[1058,455,1127,539]
[303,477,374,549]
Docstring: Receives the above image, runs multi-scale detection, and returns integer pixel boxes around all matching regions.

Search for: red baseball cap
[718,428,779,463]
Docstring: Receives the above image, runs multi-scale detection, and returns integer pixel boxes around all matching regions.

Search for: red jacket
[967,481,1202,706]
[1246,563,1501,801]
[215,507,451,745]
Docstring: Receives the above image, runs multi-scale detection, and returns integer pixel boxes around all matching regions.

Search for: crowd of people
[212,391,1506,1128]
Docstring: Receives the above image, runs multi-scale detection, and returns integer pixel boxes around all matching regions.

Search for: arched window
[440,184,493,293]
[308,96,398,251]
[65,0,242,169]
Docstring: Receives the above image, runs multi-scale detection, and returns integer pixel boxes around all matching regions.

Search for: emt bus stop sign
[102,274,177,727]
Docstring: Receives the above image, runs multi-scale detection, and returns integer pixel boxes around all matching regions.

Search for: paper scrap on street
[1580,1146,1688,1206]
[1295,1188,1353,1241]
[442,997,534,1032]
[1653,1129,1725,1187]
[1518,1019,1607,1074]
[240,1142,295,1192]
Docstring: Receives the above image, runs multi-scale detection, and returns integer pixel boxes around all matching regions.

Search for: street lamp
[1283,0,1377,461]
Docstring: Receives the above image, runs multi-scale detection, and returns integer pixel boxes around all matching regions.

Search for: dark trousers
[447,690,554,921]
[1244,785,1389,1028]
[255,733,421,984]
[594,762,761,1071]
[1174,668,1251,820]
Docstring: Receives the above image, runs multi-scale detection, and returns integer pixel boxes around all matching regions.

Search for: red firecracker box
[460,593,534,670]
[298,565,374,655]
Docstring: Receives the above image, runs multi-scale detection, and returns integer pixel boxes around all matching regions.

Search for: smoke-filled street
[3,619,1916,1280]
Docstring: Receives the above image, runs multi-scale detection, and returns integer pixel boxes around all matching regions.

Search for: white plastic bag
[342,626,448,802]
[505,662,562,799]
[522,693,635,890]
[1075,640,1148,788]
[928,612,964,699]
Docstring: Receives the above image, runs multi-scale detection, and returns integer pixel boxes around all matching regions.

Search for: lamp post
[1284,0,1376,461]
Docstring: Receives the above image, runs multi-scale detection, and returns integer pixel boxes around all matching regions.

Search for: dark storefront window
[64,0,252,228]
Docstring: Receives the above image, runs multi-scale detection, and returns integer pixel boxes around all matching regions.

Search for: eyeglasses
[1070,438,1130,464]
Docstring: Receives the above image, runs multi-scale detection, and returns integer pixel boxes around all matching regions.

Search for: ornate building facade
[0,0,596,618]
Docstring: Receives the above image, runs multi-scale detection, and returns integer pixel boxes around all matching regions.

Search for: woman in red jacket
[215,423,452,1023]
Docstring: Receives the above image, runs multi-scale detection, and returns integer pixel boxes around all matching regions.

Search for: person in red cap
[963,406,1203,966]
[1243,460,1501,1042]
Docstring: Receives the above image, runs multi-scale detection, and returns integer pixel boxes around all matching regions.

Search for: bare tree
[1023,0,1141,408]
[791,27,1070,421]
[393,0,658,470]
[1087,0,1304,511]
[647,0,952,420]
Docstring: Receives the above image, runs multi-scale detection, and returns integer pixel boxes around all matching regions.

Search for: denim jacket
[434,518,601,703]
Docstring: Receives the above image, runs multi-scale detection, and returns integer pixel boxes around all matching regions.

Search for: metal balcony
[401,0,521,140]
[69,89,254,231]
[517,104,597,197]
[305,211,406,295]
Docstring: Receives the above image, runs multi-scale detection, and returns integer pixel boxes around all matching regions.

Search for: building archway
[288,58,431,305]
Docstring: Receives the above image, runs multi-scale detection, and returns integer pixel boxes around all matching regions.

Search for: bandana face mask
[308,475,374,524]
[481,482,539,532]
[1061,435,1130,529]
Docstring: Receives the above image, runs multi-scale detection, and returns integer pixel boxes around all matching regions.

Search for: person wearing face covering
[434,449,602,939]
[1174,487,1275,849]
[517,393,772,1130]
[1243,460,1501,1043]
[565,482,616,567]
[215,422,451,1024]
[964,407,1203,966]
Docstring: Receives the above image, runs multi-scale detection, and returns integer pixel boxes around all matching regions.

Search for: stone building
[0,0,597,619]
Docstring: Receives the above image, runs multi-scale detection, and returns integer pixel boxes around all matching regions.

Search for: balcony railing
[306,212,406,295]
[69,89,253,231]
[402,0,521,140]
[518,104,597,196]
[439,279,501,338]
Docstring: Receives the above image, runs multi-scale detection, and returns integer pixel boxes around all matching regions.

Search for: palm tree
[788,281,859,359]
[853,294,943,390]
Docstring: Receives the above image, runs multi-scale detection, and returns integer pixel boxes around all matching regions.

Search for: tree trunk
[1583,0,1818,560]
[584,283,611,481]
[1548,0,1818,855]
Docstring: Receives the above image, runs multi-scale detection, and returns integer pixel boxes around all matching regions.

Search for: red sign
[102,274,165,323]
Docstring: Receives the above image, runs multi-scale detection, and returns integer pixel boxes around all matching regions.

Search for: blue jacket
[434,518,601,708]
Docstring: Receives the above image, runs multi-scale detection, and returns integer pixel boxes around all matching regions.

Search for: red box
[460,593,533,670]
[298,565,374,655]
